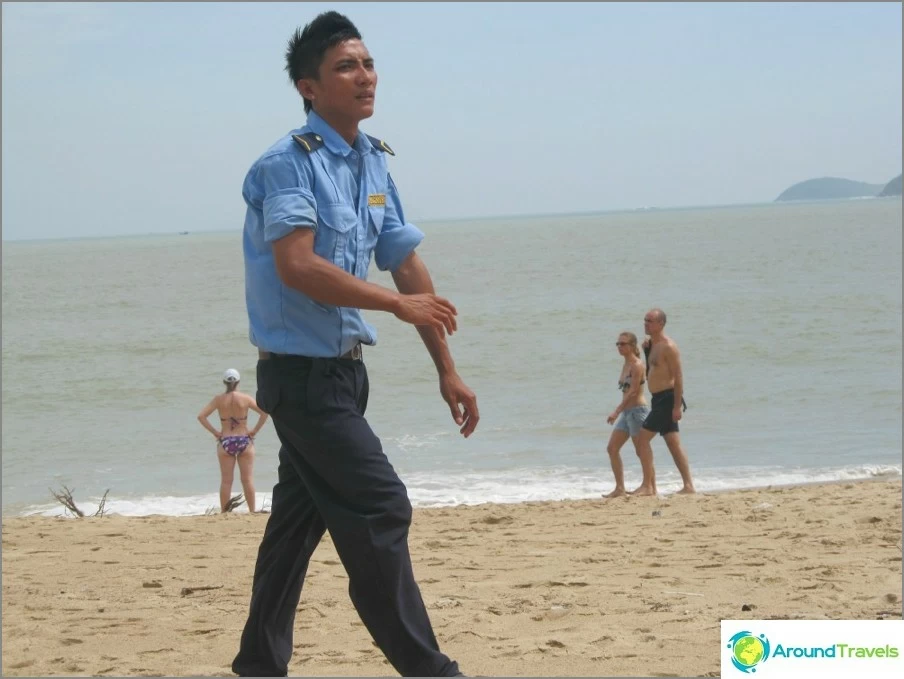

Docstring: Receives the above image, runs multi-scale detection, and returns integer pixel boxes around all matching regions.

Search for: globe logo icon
[726,631,771,673]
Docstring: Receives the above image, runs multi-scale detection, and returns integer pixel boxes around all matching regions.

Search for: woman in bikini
[197,369,269,513]
[604,332,656,498]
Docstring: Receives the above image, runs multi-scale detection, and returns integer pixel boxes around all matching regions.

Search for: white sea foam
[19,464,900,517]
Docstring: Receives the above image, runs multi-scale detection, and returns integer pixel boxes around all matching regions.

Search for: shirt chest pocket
[364,170,388,238]
[364,185,387,260]
[316,204,358,266]
[367,203,385,236]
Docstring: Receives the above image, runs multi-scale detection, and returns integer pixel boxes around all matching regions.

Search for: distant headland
[776,174,902,202]
[878,174,902,197]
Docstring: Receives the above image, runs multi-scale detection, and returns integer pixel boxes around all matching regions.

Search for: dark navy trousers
[231,354,459,677]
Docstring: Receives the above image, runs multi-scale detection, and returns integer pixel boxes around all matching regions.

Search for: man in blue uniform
[232,11,479,678]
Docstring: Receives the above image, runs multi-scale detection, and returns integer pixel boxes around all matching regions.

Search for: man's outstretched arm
[391,251,480,437]
[273,229,458,335]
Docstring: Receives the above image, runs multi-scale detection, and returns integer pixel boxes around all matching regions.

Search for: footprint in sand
[493,649,522,658]
[478,515,513,525]
[8,660,35,669]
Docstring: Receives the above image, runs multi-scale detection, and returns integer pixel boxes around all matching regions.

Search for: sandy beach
[2,479,901,677]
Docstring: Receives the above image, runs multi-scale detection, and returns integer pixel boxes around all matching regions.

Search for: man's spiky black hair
[285,11,362,113]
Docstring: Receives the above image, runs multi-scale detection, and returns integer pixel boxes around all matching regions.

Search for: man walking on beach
[232,12,478,677]
[636,308,696,495]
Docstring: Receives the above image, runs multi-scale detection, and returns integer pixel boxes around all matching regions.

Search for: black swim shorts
[642,388,680,436]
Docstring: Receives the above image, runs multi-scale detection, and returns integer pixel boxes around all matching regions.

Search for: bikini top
[220,416,247,428]
[618,372,645,392]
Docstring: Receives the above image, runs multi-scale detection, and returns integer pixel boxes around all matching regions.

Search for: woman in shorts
[604,333,655,497]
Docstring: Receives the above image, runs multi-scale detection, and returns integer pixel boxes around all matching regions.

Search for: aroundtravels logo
[726,631,771,673]
[722,621,904,678]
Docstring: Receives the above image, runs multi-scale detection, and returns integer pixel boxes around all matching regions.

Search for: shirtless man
[636,308,696,495]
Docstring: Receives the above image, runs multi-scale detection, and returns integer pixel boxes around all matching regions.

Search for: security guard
[232,11,479,678]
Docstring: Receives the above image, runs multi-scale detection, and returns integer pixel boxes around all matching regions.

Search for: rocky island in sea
[776,173,902,201]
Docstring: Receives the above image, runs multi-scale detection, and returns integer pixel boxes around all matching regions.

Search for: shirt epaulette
[292,133,325,153]
[365,135,395,156]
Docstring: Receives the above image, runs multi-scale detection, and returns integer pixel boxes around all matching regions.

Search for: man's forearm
[282,255,401,313]
[392,254,456,376]
[672,375,683,403]
[413,325,455,376]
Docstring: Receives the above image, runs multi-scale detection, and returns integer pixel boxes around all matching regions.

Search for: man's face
[299,39,377,122]
[643,312,662,334]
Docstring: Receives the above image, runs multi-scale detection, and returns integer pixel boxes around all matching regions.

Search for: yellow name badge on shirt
[367,194,386,207]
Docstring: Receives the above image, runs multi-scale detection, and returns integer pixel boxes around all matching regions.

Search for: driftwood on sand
[205,493,245,515]
[49,486,110,518]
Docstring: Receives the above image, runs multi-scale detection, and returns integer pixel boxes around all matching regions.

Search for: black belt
[258,343,363,362]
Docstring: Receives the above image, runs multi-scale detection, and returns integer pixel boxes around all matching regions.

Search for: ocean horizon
[5,195,899,244]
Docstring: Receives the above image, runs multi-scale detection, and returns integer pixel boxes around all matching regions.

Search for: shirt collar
[306,110,373,157]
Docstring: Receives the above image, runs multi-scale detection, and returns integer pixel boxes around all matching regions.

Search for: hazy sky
[2,2,901,241]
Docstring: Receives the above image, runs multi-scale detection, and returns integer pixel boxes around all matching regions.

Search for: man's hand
[439,372,479,437]
[607,412,618,425]
[393,293,458,337]
[672,406,683,423]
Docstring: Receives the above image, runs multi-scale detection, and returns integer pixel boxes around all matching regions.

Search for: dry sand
[2,479,901,677]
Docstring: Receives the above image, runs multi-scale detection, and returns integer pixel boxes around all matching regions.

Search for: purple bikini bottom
[220,435,251,457]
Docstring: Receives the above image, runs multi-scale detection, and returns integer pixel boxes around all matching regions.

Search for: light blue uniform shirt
[242,111,424,357]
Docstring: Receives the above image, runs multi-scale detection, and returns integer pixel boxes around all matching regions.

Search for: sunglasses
[615,342,629,347]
